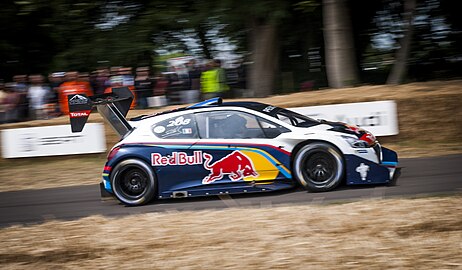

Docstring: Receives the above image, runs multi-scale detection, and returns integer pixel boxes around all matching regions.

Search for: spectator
[120,67,134,87]
[184,60,201,104]
[0,81,6,123]
[78,72,92,90]
[107,67,123,91]
[166,72,183,105]
[27,75,50,120]
[214,59,230,98]
[2,83,21,123]
[153,72,168,96]
[105,68,136,109]
[200,61,215,99]
[78,72,93,97]
[13,74,29,121]
[58,71,93,115]
[94,69,110,95]
[200,59,229,100]
[134,67,152,109]
[47,72,64,117]
[150,72,168,107]
[104,72,123,93]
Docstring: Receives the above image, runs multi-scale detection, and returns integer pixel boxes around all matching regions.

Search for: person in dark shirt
[185,60,201,103]
[134,67,152,109]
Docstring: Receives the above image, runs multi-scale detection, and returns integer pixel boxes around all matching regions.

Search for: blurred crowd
[0,59,247,124]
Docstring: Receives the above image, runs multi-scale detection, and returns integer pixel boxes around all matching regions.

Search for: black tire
[111,159,156,206]
[293,142,344,192]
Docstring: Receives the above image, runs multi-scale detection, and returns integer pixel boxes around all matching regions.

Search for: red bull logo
[202,151,258,184]
[150,150,259,184]
[152,151,203,166]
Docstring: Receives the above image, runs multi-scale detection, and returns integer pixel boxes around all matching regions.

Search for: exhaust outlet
[172,191,188,198]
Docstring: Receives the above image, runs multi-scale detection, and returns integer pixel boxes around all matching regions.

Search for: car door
[193,110,292,189]
[149,113,204,196]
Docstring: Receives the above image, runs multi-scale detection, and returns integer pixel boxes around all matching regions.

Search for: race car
[68,87,399,206]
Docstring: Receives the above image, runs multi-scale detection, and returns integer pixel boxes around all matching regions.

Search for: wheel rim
[302,151,336,184]
[118,168,148,199]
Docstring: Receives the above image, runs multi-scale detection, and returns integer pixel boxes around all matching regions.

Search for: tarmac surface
[0,154,461,227]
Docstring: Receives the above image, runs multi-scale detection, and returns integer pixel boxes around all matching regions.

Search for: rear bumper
[100,182,114,199]
[345,146,399,185]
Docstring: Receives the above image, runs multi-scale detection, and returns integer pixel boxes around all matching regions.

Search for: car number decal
[166,116,191,127]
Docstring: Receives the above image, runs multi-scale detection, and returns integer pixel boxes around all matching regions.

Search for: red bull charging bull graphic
[202,151,258,184]
[151,150,259,184]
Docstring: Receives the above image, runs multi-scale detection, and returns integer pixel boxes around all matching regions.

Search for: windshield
[214,101,321,128]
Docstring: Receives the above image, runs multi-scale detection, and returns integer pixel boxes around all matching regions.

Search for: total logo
[70,110,91,118]
[151,150,258,184]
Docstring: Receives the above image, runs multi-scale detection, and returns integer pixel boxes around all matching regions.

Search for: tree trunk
[248,20,279,97]
[386,0,417,85]
[197,23,213,60]
[323,0,359,88]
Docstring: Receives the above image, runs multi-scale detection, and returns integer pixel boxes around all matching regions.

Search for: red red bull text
[151,151,203,166]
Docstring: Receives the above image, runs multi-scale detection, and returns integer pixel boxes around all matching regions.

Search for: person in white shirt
[27,75,50,120]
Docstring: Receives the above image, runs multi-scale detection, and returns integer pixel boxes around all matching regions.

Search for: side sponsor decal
[166,116,191,127]
[151,151,203,166]
[150,150,259,184]
[202,151,258,184]
[153,126,165,134]
[355,162,370,181]
[69,94,88,105]
[69,110,91,118]
[263,105,276,113]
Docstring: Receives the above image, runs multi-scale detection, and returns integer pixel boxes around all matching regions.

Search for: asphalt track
[0,154,461,227]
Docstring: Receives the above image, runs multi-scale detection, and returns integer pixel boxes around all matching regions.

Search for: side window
[257,117,291,138]
[196,111,266,139]
[276,113,293,125]
[152,115,198,139]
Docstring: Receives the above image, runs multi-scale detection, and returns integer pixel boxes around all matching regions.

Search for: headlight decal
[341,135,370,148]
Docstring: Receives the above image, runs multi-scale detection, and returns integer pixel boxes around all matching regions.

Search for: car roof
[130,98,274,121]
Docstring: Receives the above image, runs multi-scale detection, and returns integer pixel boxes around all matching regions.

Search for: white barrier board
[290,100,399,136]
[1,123,106,158]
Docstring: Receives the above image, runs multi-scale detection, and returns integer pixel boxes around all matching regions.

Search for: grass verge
[0,195,460,269]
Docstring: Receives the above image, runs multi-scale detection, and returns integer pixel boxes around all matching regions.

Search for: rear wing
[68,87,134,138]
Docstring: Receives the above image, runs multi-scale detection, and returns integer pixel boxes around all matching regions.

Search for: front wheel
[293,142,344,192]
[111,159,156,206]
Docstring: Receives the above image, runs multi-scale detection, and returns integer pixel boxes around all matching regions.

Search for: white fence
[1,100,398,158]
[290,100,398,136]
[1,123,106,158]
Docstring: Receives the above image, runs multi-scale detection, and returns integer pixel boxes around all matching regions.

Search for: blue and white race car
[68,87,399,206]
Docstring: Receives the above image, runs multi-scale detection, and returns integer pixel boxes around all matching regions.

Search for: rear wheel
[111,159,156,206]
[294,142,344,192]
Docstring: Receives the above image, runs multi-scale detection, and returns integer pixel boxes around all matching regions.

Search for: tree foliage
[1,0,461,92]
